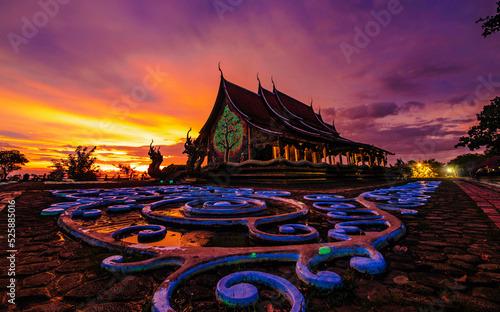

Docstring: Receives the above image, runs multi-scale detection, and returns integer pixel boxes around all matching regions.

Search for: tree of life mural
[214,106,244,162]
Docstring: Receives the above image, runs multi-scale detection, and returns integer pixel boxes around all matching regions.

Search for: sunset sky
[1,0,499,175]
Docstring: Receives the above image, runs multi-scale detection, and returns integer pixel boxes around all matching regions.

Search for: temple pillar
[368,153,373,166]
[294,147,299,161]
[346,152,351,164]
[382,153,387,167]
[284,145,290,160]
[329,155,333,165]
[323,147,327,163]
[272,146,279,159]
[360,148,365,166]
[312,152,318,164]
[338,153,343,165]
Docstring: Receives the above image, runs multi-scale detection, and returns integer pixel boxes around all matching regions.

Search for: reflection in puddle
[122,229,250,248]
[156,208,184,217]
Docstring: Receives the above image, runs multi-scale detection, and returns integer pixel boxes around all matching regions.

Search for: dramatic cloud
[400,101,425,112]
[447,94,470,105]
[341,102,399,119]
[332,101,425,120]
[380,62,467,94]
[322,107,336,118]
[0,130,29,139]
[0,0,498,173]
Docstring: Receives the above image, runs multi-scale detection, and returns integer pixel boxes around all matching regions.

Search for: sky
[1,0,499,175]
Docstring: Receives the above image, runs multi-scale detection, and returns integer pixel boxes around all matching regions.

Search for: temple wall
[208,100,248,165]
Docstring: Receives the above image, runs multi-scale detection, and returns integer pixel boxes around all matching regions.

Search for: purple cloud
[333,101,425,120]
[400,101,425,112]
[340,102,399,119]
[380,62,467,94]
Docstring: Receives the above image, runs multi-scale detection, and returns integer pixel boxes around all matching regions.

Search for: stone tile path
[456,179,500,229]
[0,191,23,212]
[1,180,499,311]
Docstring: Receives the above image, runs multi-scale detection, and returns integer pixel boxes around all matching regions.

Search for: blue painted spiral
[216,271,305,311]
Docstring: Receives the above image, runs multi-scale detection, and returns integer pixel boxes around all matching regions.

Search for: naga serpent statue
[147,140,166,179]
[183,128,207,175]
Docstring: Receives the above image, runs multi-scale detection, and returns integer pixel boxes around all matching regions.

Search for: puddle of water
[121,229,250,248]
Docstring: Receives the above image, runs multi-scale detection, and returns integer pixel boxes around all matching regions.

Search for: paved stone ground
[456,179,500,229]
[0,191,23,213]
[0,180,499,311]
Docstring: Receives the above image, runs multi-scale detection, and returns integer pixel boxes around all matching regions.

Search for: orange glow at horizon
[0,66,207,175]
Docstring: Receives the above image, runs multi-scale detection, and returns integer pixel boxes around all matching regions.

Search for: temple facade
[195,73,393,168]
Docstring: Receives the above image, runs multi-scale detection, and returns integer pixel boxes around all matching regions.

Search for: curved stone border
[183,197,266,216]
[48,182,440,311]
[304,194,356,202]
[327,209,382,221]
[216,271,305,311]
[111,225,167,242]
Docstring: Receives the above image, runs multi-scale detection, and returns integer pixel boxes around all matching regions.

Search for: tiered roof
[199,74,393,154]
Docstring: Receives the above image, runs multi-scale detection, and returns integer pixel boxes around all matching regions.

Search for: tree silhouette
[455,97,500,155]
[48,160,65,181]
[214,106,243,162]
[115,163,136,180]
[447,153,488,177]
[477,1,500,37]
[67,146,99,180]
[0,150,29,180]
[51,146,100,181]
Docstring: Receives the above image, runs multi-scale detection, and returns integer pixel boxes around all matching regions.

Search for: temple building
[195,72,393,169]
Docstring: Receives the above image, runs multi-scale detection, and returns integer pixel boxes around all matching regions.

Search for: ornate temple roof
[199,74,393,155]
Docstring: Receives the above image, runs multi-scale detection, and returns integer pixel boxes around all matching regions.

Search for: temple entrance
[254,145,274,161]
[289,145,298,161]
[304,148,313,162]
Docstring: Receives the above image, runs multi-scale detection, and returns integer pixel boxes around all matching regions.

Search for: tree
[0,150,29,180]
[66,146,99,180]
[115,163,136,180]
[424,159,445,177]
[51,146,100,181]
[408,159,444,178]
[455,97,500,155]
[213,106,244,162]
[388,158,412,180]
[477,1,500,37]
[447,153,488,177]
[48,160,65,181]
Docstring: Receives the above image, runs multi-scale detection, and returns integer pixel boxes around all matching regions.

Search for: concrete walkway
[455,179,500,229]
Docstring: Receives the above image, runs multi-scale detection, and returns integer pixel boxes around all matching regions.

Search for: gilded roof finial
[218,61,223,78]
[257,72,261,85]
[271,75,276,90]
